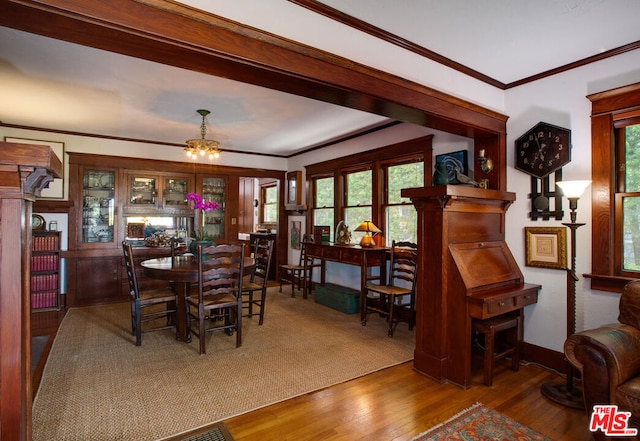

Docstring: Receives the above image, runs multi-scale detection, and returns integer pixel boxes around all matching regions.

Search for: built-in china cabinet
[65,153,285,307]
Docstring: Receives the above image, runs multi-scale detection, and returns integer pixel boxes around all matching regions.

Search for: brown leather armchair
[565,280,640,440]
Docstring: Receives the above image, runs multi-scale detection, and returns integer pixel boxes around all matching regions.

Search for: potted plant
[187,192,221,256]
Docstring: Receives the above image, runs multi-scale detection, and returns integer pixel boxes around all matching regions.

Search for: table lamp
[354,221,381,247]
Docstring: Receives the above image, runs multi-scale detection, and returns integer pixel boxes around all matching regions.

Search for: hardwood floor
[31,309,592,441]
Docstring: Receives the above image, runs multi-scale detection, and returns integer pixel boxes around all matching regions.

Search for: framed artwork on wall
[5,137,65,199]
[525,226,567,270]
[435,150,468,184]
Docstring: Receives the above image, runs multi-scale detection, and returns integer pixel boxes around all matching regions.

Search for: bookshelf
[31,231,61,311]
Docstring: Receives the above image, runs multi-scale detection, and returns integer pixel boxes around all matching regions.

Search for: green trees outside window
[620,123,640,271]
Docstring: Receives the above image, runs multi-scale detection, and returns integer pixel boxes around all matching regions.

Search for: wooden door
[239,177,255,233]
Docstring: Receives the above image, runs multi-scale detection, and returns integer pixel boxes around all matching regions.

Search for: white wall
[504,49,640,351]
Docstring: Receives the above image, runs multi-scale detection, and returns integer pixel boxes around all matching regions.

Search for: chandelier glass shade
[185,109,221,161]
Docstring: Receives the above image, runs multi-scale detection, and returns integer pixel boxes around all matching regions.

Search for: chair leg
[134,300,142,346]
[258,287,266,325]
[235,305,242,347]
[387,295,395,337]
[484,327,496,386]
[247,291,254,316]
[199,304,206,355]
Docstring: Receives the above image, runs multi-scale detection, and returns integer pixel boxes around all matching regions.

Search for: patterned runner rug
[33,287,414,440]
[410,402,551,441]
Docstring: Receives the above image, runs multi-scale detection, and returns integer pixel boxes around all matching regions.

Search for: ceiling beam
[0,0,507,141]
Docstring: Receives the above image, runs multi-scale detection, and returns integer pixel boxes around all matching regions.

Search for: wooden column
[0,142,62,441]
[402,185,518,388]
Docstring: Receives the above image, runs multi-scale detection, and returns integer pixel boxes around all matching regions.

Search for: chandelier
[185,109,221,160]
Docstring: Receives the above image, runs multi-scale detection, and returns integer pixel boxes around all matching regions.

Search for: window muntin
[343,169,372,244]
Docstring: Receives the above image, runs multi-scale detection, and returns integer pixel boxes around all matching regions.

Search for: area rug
[410,402,551,441]
[32,287,414,441]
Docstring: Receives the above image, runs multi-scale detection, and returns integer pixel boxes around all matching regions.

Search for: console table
[303,242,388,320]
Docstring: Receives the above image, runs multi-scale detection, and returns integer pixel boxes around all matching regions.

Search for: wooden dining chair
[279,235,321,297]
[186,243,245,354]
[361,240,418,337]
[242,237,274,325]
[122,241,178,346]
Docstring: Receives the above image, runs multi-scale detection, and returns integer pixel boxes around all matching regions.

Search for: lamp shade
[354,221,381,233]
[556,180,591,198]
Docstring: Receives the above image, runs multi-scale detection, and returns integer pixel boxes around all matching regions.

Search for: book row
[31,274,59,292]
[31,291,58,309]
[33,234,59,251]
[32,254,59,272]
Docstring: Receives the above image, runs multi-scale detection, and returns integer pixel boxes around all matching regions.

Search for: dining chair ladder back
[186,243,245,354]
[122,241,178,346]
[242,237,274,325]
[362,240,418,337]
[279,234,320,298]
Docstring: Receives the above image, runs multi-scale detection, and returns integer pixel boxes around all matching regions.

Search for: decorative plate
[32,214,46,231]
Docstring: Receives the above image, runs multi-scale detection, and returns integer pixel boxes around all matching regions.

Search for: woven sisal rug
[33,287,414,440]
[410,402,551,441]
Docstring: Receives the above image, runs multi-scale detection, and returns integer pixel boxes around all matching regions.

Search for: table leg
[176,282,189,342]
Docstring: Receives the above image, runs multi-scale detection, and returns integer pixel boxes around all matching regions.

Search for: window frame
[381,155,424,246]
[305,135,432,245]
[259,182,278,226]
[587,82,640,292]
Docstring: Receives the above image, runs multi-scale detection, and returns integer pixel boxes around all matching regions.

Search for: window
[384,160,424,245]
[305,136,432,245]
[312,176,335,238]
[616,120,640,274]
[588,83,640,292]
[343,168,372,244]
[261,184,278,224]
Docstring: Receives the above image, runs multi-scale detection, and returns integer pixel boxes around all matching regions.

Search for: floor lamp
[541,180,591,410]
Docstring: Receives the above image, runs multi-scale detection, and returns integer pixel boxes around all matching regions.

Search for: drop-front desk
[303,242,388,320]
[401,185,541,388]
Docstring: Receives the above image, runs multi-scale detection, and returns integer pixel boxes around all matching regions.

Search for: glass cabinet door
[201,177,225,240]
[83,169,116,244]
[128,175,157,207]
[164,177,189,207]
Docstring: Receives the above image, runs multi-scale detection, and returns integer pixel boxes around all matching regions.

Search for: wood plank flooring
[32,309,593,441]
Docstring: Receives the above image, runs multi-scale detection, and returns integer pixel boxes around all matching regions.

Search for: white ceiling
[1,0,639,157]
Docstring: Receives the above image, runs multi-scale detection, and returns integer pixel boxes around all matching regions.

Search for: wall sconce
[354,221,381,247]
[477,149,494,173]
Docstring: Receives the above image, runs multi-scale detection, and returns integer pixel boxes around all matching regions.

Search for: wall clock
[515,122,571,178]
[515,122,571,221]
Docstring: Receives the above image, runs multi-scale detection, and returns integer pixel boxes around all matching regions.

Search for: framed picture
[127,223,145,239]
[287,171,302,205]
[290,220,301,249]
[5,137,65,199]
[435,150,468,184]
[525,226,567,269]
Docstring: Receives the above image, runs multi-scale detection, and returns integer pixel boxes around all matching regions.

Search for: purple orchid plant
[187,192,221,241]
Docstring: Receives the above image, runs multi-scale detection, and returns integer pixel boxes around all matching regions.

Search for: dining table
[140,254,255,342]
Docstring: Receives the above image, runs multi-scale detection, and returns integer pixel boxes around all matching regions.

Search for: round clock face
[515,122,571,179]
[32,214,46,231]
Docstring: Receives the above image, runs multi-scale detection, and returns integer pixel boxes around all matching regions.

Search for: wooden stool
[472,313,521,386]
